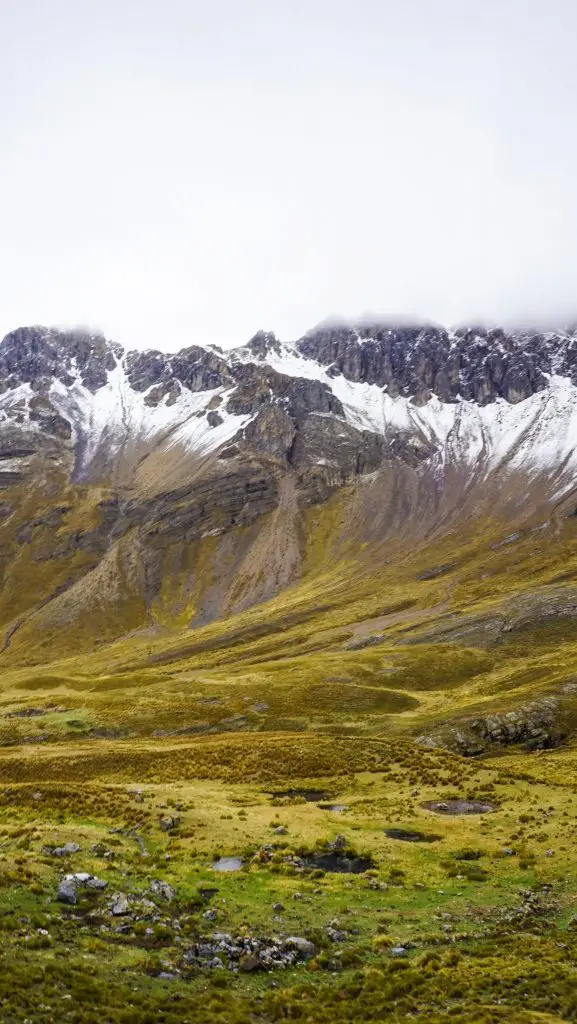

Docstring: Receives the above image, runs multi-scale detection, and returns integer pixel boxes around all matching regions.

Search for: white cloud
[1,0,576,351]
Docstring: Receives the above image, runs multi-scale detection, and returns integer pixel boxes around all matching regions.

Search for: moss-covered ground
[3,487,577,1019]
[1,735,577,1022]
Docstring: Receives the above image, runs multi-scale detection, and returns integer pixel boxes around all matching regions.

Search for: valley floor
[2,731,577,1023]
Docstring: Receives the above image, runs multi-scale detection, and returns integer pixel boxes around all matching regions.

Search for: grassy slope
[3,480,577,1019]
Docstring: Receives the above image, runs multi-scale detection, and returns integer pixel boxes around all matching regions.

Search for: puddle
[212,857,243,872]
[270,789,330,803]
[318,803,348,813]
[303,852,374,874]
[384,828,442,843]
[422,800,497,816]
[198,887,219,900]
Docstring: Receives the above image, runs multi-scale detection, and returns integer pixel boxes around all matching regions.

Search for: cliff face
[1,318,577,662]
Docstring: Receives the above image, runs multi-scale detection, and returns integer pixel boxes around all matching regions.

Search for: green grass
[3,479,577,1018]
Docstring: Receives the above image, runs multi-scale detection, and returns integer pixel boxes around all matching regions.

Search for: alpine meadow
[3,321,577,1023]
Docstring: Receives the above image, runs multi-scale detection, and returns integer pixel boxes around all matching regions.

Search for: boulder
[57,879,78,905]
[110,894,131,916]
[284,936,317,959]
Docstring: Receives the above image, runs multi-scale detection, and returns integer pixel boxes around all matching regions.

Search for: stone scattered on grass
[149,879,175,901]
[57,873,108,904]
[46,842,82,857]
[110,894,131,916]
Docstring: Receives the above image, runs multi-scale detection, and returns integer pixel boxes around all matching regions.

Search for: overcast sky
[1,0,576,352]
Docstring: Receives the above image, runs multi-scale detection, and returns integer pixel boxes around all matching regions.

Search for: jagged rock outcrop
[1,317,577,658]
[297,321,577,404]
[419,697,564,756]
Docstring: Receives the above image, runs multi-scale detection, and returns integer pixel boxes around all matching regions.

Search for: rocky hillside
[1,318,577,685]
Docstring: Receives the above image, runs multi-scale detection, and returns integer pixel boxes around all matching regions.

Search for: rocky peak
[244,331,282,361]
[0,326,122,394]
[296,320,577,405]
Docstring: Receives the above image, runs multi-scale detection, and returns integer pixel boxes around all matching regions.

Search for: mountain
[6,319,577,1022]
[2,319,577,749]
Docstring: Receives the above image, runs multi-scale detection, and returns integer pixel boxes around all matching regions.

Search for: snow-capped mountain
[2,321,577,497]
[1,318,577,661]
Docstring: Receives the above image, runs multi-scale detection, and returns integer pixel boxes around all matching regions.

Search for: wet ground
[384,827,442,842]
[422,799,497,815]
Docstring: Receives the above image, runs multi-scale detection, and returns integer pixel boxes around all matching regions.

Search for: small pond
[422,799,497,816]
[318,803,348,813]
[270,789,331,802]
[212,857,243,872]
[384,828,442,843]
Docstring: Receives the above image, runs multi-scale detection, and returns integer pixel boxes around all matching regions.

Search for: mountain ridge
[0,318,577,708]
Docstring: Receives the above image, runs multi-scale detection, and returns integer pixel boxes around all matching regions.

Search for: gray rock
[110,894,131,916]
[284,936,317,959]
[149,879,175,901]
[57,879,78,905]
[391,946,408,957]
[49,842,81,857]
[274,826,288,835]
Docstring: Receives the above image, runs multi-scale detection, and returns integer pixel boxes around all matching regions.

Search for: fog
[1,0,576,351]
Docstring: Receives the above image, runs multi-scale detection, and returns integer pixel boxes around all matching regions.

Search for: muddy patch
[422,800,497,815]
[270,789,330,803]
[212,857,243,872]
[384,828,442,843]
[303,852,374,874]
[198,887,219,900]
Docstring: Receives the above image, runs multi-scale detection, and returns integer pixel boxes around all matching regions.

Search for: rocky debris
[57,873,108,904]
[110,893,131,916]
[274,826,288,835]
[183,932,318,972]
[45,842,81,857]
[390,946,408,957]
[149,879,175,902]
[272,903,285,913]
